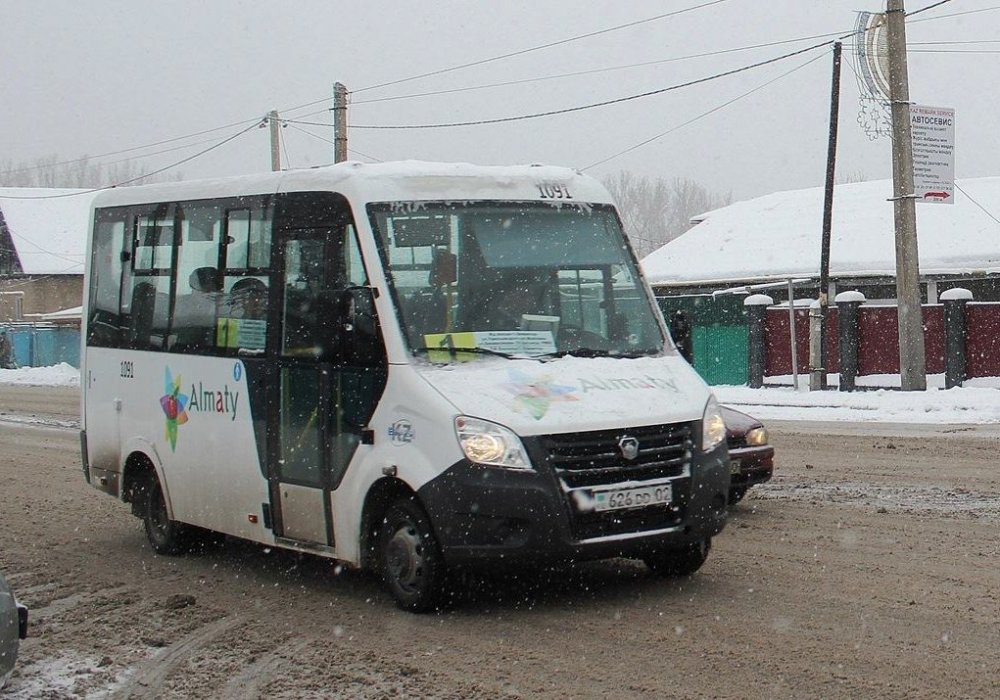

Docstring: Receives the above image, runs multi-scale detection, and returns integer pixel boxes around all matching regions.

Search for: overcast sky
[2,0,996,201]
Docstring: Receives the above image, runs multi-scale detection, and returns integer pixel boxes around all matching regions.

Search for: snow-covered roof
[641,177,1000,287]
[0,188,99,275]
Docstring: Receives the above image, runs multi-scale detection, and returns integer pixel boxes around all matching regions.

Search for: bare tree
[0,155,177,188]
[603,171,730,259]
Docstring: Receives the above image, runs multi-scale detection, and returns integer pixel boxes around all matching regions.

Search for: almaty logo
[504,368,578,420]
[160,367,190,451]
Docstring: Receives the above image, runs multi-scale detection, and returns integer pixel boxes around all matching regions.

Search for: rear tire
[379,498,448,613]
[141,474,188,555]
[643,537,711,577]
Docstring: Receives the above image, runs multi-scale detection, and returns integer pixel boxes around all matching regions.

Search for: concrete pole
[812,41,842,392]
[268,109,281,172]
[333,83,348,163]
[886,0,926,390]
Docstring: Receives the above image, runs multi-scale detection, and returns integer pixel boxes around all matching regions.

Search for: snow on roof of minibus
[91,160,613,207]
[0,187,100,275]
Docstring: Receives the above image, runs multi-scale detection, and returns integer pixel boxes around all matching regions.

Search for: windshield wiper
[412,345,518,359]
[537,347,661,359]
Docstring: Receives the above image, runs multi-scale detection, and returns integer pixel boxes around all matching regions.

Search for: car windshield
[369,201,665,362]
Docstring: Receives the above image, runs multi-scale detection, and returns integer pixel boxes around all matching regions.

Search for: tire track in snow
[110,616,242,699]
[218,637,311,698]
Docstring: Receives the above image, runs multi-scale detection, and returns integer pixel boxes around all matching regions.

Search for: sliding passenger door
[268,192,385,549]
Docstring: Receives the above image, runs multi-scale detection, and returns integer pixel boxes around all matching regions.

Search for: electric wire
[0,121,262,200]
[351,0,734,96]
[3,117,263,178]
[349,30,853,107]
[956,182,1000,227]
[342,39,833,131]
[581,51,828,171]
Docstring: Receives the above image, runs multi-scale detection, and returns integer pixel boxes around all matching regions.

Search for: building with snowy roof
[0,188,97,323]
[641,176,1000,304]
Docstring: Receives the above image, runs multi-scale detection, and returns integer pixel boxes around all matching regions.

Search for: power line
[908,3,1000,21]
[349,30,853,107]
[352,0,734,95]
[284,124,383,163]
[906,0,954,17]
[0,121,262,200]
[345,39,833,131]
[582,51,828,171]
[3,117,262,177]
[955,182,1000,227]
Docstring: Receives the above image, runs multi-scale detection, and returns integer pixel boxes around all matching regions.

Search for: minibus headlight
[701,396,727,452]
[455,416,532,470]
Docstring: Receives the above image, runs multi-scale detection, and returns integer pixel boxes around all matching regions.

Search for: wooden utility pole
[886,0,927,390]
[268,109,281,172]
[333,83,348,163]
[811,41,842,391]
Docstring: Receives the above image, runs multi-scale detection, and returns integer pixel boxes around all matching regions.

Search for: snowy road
[1,385,999,698]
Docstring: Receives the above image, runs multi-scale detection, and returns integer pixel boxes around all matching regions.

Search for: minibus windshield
[370,201,665,361]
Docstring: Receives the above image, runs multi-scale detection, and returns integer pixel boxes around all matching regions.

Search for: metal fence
[0,323,80,368]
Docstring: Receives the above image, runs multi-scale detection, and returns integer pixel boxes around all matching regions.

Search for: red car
[721,406,774,504]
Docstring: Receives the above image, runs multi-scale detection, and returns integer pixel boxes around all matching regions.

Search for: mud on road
[0,386,998,699]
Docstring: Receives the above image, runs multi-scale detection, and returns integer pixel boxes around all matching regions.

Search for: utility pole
[333,83,348,163]
[886,0,927,390]
[268,109,281,172]
[811,41,842,392]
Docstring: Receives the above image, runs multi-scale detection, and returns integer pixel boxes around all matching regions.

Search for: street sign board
[911,104,955,204]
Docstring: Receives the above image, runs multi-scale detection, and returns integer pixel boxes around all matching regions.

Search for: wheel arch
[121,448,170,520]
[358,476,419,571]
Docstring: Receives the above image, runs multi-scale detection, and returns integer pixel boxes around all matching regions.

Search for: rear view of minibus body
[79,161,730,612]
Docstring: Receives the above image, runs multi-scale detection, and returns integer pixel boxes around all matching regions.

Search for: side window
[281,236,327,357]
[224,206,272,270]
[217,202,274,354]
[87,211,127,347]
[344,224,368,287]
[126,208,175,350]
[171,203,223,352]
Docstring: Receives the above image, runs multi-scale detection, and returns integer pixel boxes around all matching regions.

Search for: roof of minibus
[90,161,616,209]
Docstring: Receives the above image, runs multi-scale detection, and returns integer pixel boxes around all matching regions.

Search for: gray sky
[2,0,996,201]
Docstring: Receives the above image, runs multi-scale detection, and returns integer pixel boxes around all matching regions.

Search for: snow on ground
[0,363,80,387]
[3,364,1000,424]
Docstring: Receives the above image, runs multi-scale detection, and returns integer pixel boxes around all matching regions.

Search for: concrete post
[744,294,773,389]
[941,287,972,389]
[835,291,866,392]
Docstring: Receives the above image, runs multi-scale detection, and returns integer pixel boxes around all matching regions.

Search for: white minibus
[80,161,730,611]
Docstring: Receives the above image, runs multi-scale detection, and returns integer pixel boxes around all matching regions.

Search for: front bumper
[728,445,774,489]
[417,442,730,568]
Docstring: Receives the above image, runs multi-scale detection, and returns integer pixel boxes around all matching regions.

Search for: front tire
[141,474,188,555]
[643,537,711,577]
[379,498,447,613]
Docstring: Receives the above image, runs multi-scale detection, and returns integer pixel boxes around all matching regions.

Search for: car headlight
[455,416,532,470]
[701,396,727,452]
[745,426,768,447]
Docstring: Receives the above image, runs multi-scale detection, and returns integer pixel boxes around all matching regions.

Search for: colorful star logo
[504,369,578,420]
[160,367,189,451]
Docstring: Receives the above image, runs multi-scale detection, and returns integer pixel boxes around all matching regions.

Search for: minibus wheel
[142,474,187,555]
[380,498,447,612]
[643,537,711,577]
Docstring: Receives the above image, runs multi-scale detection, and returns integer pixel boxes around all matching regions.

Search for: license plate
[730,459,742,474]
[593,484,672,512]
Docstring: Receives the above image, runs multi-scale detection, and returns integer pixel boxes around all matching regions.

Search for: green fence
[657,294,748,386]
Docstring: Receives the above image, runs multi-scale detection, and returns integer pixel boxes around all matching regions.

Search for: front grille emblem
[618,436,640,461]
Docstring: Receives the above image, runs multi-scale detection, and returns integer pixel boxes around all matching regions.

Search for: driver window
[282,236,327,356]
